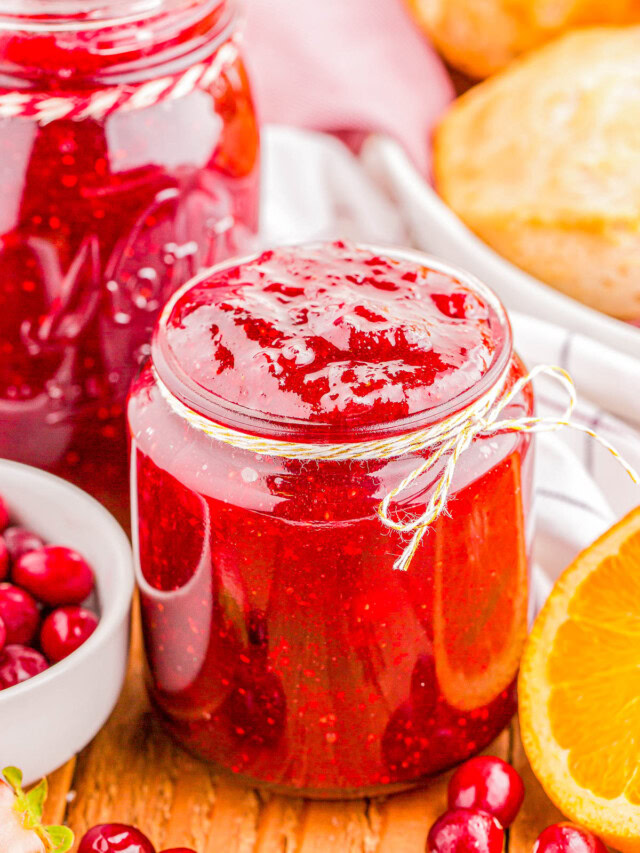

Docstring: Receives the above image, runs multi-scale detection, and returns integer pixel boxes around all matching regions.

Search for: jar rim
[0,0,226,31]
[0,0,235,88]
[151,244,515,443]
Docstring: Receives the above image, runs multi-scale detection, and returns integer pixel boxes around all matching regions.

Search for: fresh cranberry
[0,616,6,654]
[428,808,504,853]
[448,756,525,828]
[13,546,94,606]
[0,496,8,532]
[0,644,48,689]
[0,538,8,581]
[0,583,39,644]
[382,700,433,781]
[78,823,156,853]
[40,605,99,662]
[224,661,286,745]
[534,824,608,853]
[3,527,44,562]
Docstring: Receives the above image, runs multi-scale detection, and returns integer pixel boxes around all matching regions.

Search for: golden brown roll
[406,0,640,78]
[433,27,640,321]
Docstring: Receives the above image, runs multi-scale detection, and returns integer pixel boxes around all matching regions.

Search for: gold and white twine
[154,363,639,572]
[0,34,240,125]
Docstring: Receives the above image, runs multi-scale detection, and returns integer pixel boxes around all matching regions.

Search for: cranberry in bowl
[0,459,133,784]
[128,242,534,797]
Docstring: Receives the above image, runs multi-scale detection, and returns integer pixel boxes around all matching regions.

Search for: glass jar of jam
[128,242,534,797]
[0,0,259,520]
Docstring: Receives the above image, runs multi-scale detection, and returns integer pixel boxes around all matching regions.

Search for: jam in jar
[0,0,259,519]
[128,242,534,796]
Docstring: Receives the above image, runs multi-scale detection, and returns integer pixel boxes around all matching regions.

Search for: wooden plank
[296,800,377,853]
[35,604,564,851]
[510,719,564,853]
[254,794,305,852]
[62,604,221,849]
[43,758,76,826]
[377,786,443,853]
[198,778,260,853]
[375,727,511,853]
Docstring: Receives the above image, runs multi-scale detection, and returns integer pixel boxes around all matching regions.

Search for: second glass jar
[128,242,534,797]
[0,0,259,518]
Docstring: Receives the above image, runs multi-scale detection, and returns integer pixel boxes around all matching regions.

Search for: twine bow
[154,363,639,572]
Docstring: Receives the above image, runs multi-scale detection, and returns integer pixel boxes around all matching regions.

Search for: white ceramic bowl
[0,460,133,784]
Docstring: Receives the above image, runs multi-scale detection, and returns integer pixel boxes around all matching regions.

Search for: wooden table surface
[43,608,563,853]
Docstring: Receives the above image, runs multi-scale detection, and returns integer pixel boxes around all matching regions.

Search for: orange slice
[519,506,640,853]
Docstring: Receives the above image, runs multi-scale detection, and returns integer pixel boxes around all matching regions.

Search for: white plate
[364,135,640,359]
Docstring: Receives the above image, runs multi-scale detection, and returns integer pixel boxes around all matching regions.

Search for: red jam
[129,243,534,796]
[0,0,259,521]
[161,244,499,428]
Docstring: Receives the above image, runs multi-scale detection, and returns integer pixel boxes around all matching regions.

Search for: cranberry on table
[428,808,504,853]
[0,496,8,532]
[79,823,156,853]
[0,537,8,581]
[0,582,39,644]
[40,605,99,662]
[534,824,608,853]
[0,616,5,654]
[0,644,48,689]
[3,526,45,562]
[448,756,525,828]
[13,545,94,606]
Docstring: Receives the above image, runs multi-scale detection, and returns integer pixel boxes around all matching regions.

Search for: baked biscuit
[406,0,640,78]
[433,27,640,320]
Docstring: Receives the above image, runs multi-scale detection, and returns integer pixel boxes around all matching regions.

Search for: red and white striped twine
[0,35,240,125]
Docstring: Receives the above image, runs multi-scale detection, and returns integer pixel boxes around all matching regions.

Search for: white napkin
[260,126,640,609]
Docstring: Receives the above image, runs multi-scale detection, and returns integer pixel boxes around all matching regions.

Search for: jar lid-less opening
[151,245,514,443]
[0,0,225,30]
[0,0,234,84]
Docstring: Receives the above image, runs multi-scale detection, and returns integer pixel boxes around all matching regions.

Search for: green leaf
[45,825,74,853]
[1,767,73,853]
[25,778,48,822]
[3,766,23,794]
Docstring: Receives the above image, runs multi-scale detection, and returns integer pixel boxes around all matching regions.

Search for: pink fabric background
[243,0,454,172]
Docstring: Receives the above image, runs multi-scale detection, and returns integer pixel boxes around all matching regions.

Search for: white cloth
[260,125,640,611]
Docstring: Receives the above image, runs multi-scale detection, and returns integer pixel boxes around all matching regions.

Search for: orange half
[519,506,640,853]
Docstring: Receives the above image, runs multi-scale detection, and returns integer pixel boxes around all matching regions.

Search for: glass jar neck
[0,0,182,27]
[0,0,234,88]
[151,247,515,444]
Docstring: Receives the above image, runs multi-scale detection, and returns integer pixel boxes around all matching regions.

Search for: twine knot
[154,363,639,573]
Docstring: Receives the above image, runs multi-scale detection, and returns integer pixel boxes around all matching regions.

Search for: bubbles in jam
[162,242,500,427]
